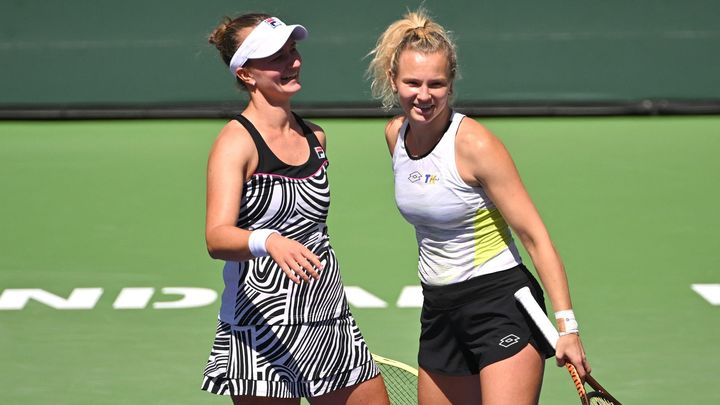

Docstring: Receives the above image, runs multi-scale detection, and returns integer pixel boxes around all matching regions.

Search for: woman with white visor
[201,13,390,405]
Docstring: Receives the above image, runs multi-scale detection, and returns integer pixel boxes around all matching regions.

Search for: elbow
[205,225,250,261]
[206,236,240,261]
[515,231,534,250]
[205,243,218,260]
[516,230,556,260]
[205,233,223,260]
[206,244,221,260]
[516,231,541,257]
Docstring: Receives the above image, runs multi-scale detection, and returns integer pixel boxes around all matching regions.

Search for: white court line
[691,284,720,305]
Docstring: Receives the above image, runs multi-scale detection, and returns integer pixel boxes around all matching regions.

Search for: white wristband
[555,309,579,334]
[248,229,280,257]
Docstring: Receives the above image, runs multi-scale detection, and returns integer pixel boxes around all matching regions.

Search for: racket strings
[587,391,617,405]
[377,363,417,405]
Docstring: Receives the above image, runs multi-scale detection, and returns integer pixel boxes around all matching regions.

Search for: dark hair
[208,13,271,86]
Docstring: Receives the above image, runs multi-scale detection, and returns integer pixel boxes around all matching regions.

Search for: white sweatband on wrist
[555,309,579,335]
[248,229,280,257]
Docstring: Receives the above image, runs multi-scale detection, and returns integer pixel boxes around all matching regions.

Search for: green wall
[1,0,718,108]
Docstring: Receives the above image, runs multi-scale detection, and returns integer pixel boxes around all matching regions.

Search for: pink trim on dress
[250,160,328,181]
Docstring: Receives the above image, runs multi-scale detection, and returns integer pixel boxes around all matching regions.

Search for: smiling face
[393,50,452,126]
[240,38,303,99]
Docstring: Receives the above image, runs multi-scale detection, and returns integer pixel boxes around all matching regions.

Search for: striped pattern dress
[201,113,378,398]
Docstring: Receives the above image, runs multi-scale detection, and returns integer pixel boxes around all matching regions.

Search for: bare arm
[204,121,322,283]
[455,118,591,377]
[205,121,255,262]
[384,115,405,157]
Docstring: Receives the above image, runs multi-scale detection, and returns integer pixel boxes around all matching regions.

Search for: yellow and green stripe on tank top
[473,208,513,266]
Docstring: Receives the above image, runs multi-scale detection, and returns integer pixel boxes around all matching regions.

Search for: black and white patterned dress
[201,114,379,398]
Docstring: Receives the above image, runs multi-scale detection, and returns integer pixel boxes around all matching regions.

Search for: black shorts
[418,264,555,375]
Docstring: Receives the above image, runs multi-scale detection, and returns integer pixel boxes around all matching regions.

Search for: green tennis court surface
[1,116,718,404]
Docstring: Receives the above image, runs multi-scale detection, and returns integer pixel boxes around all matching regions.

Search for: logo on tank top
[408,171,439,184]
[314,146,326,159]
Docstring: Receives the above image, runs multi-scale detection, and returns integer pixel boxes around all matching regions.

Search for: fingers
[305,254,324,274]
[276,254,321,284]
[266,235,324,284]
[295,254,322,281]
[573,358,589,381]
[287,255,321,283]
[582,356,592,376]
[277,262,302,284]
[556,354,588,380]
[556,334,590,380]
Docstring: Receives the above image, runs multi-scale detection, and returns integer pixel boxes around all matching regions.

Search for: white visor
[228,17,308,75]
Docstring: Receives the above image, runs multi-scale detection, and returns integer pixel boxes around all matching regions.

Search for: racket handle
[514,286,560,349]
[516,287,591,405]
[566,363,589,405]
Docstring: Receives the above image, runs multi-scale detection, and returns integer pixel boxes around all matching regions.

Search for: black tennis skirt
[419,264,555,375]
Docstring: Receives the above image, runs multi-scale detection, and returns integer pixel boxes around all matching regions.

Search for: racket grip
[514,286,560,349]
[566,363,589,405]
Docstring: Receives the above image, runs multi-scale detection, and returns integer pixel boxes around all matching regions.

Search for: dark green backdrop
[1,0,719,108]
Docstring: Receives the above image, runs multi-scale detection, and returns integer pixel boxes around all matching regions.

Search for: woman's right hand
[555,333,591,380]
[265,234,323,284]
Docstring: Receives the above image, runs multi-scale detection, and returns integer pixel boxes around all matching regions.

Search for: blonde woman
[368,9,590,405]
[201,13,389,405]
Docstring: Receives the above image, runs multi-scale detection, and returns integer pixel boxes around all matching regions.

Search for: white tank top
[393,112,522,286]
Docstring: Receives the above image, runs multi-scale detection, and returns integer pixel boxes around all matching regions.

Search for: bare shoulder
[213,119,253,146]
[384,115,406,153]
[455,117,517,185]
[456,117,506,158]
[209,120,256,164]
[385,115,405,139]
[302,119,326,148]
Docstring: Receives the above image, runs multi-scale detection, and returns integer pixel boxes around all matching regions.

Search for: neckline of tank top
[238,113,316,169]
[404,113,457,161]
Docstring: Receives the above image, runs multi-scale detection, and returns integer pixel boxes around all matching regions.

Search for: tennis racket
[372,353,418,405]
[514,287,622,405]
